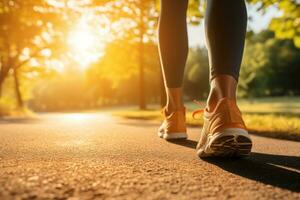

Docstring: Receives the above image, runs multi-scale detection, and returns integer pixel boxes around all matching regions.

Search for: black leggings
[158,0,247,88]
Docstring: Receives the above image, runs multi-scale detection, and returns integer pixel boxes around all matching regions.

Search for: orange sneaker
[193,98,252,157]
[158,107,187,140]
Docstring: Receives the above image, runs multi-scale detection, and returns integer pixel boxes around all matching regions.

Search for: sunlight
[47,0,91,8]
[69,29,95,52]
[61,113,113,123]
[63,113,94,121]
[67,16,107,70]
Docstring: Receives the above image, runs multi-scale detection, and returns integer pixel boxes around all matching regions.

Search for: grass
[114,97,300,141]
[0,97,35,118]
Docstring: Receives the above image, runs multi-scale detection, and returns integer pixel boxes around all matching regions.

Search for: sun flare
[67,17,107,69]
[69,29,96,52]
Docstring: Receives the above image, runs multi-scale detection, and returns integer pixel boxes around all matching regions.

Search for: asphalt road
[0,113,299,200]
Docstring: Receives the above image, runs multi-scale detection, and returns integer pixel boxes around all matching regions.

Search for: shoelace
[192,100,206,119]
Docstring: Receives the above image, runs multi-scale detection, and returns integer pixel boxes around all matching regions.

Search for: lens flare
[67,16,107,69]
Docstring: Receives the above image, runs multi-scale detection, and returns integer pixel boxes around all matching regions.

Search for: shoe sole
[158,131,187,140]
[197,128,252,158]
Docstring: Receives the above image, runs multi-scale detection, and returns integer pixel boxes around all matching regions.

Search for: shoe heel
[200,128,252,157]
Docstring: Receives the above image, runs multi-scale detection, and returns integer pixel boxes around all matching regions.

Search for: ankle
[207,75,237,111]
[166,103,184,113]
[165,87,184,113]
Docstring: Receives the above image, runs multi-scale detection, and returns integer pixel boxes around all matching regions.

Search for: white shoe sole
[197,128,252,158]
[158,131,187,140]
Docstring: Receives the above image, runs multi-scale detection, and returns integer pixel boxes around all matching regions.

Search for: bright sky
[188,5,282,47]
[64,2,282,70]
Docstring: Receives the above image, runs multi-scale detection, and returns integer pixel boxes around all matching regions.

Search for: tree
[0,1,57,107]
[240,30,300,96]
[88,0,203,109]
[86,39,161,106]
[84,0,158,109]
[183,47,209,100]
[247,0,300,48]
[0,0,83,108]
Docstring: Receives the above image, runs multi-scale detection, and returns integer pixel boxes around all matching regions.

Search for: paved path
[0,113,299,200]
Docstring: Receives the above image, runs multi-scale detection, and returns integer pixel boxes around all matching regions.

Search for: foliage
[30,72,92,111]
[240,30,300,96]
[187,0,204,24]
[86,39,161,106]
[0,0,73,108]
[0,0,299,114]
[247,0,300,48]
[183,47,209,100]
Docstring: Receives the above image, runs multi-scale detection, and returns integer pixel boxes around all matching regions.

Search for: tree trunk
[13,68,23,108]
[138,2,146,110]
[0,72,8,98]
[0,65,11,98]
[0,81,2,98]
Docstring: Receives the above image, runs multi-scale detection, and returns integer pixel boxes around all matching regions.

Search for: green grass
[114,97,300,141]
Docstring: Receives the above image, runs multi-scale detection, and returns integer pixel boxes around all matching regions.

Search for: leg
[158,0,189,113]
[205,0,247,111]
[157,0,188,140]
[196,0,251,157]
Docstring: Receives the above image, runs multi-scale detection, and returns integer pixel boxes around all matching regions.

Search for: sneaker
[193,98,252,157]
[158,107,187,140]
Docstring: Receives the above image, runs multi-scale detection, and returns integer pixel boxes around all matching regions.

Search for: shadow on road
[168,139,198,149]
[169,139,300,192]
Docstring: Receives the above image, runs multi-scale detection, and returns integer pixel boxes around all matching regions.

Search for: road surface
[0,113,299,200]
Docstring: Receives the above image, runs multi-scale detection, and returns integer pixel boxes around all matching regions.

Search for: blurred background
[0,0,299,138]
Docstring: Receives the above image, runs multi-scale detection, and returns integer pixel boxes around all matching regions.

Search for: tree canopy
[247,0,300,47]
